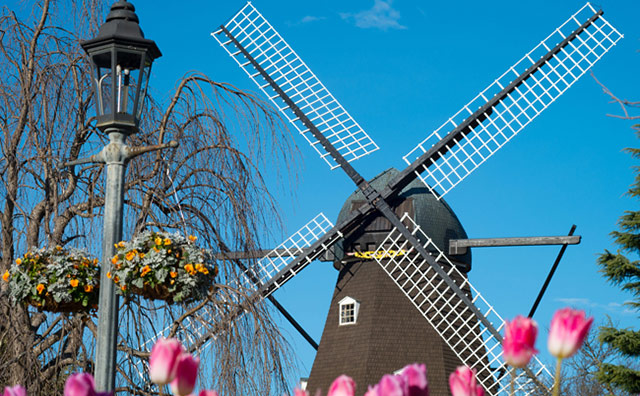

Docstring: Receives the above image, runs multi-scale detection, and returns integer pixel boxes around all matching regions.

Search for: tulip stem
[552,358,563,396]
[510,367,516,396]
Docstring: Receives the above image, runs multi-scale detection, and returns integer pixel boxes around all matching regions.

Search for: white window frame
[338,296,360,326]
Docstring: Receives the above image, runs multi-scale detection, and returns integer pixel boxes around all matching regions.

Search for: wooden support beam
[448,235,581,255]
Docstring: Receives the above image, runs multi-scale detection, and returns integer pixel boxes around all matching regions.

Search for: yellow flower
[84,285,93,292]
[155,237,162,246]
[201,268,209,275]
[70,279,79,288]
[107,272,112,279]
[170,271,178,278]
[140,266,151,277]
[170,280,175,285]
[188,235,197,242]
[164,238,172,246]
[15,258,22,265]
[118,241,125,248]
[184,264,196,275]
[125,251,136,261]
[139,252,145,259]
[111,256,118,265]
[93,258,99,266]
[3,270,10,282]
[36,284,45,294]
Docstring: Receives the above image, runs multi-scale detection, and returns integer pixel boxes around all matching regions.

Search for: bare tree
[0,0,299,394]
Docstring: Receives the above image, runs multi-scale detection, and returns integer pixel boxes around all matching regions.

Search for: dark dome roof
[334,168,471,270]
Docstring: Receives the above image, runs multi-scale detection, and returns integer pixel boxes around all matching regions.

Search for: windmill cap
[333,168,471,271]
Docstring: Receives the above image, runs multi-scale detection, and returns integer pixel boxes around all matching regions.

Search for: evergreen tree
[596,129,640,394]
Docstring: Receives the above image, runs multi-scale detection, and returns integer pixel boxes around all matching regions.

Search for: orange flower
[107,272,112,279]
[70,279,79,288]
[155,237,162,246]
[84,285,93,292]
[153,246,160,252]
[188,235,197,242]
[164,238,172,245]
[140,265,151,277]
[170,271,178,278]
[201,268,209,275]
[93,258,99,266]
[2,270,9,282]
[121,285,126,291]
[125,251,136,261]
[184,264,195,275]
[56,245,62,251]
[111,256,118,265]
[113,275,120,283]
[195,263,204,272]
[170,280,175,285]
[15,258,22,265]
[139,252,146,259]
[118,241,125,248]
[36,284,45,294]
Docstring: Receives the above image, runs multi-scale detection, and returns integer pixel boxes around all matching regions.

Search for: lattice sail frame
[212,2,379,170]
[404,2,623,198]
[127,213,336,381]
[374,214,552,395]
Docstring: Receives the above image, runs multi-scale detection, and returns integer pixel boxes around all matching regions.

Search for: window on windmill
[338,296,360,326]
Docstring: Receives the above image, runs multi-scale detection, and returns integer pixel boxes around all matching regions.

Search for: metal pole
[62,128,178,391]
[95,129,128,391]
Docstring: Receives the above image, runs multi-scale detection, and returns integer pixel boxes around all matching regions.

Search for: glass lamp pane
[91,52,113,117]
[116,50,143,116]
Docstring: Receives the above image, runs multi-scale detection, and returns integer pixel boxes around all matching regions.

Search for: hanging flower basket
[4,246,100,313]
[109,231,217,304]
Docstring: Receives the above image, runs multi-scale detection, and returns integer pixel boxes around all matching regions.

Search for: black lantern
[81,0,161,133]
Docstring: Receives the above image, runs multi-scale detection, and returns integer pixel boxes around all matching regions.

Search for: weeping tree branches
[0,0,299,394]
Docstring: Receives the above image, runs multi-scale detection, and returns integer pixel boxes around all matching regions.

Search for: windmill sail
[402,3,622,199]
[373,214,552,395]
[127,213,337,381]
[212,2,379,170]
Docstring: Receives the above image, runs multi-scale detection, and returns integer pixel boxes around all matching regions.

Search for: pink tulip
[170,353,200,396]
[149,338,184,385]
[502,315,538,368]
[291,388,308,396]
[199,391,219,396]
[376,374,405,396]
[400,363,429,396]
[363,385,379,396]
[3,385,26,396]
[327,375,355,396]
[547,307,593,359]
[449,366,484,396]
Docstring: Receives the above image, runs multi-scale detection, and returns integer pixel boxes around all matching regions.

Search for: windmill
[129,2,621,395]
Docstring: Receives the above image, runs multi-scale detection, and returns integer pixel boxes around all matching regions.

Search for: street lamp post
[62,1,174,392]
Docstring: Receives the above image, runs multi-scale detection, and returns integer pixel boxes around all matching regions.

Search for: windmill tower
[306,168,475,394]
[125,3,622,395]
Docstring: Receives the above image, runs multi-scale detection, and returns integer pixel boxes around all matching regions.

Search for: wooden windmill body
[307,168,474,394]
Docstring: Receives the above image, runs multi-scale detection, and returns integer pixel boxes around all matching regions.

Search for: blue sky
[116,0,640,386]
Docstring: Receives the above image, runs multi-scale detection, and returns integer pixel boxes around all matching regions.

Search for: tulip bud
[449,366,484,396]
[547,307,593,359]
[198,391,219,396]
[64,373,96,396]
[376,374,405,396]
[291,388,308,396]
[400,363,429,396]
[502,315,538,368]
[327,375,355,396]
[3,385,26,396]
[149,338,184,385]
[170,353,200,396]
